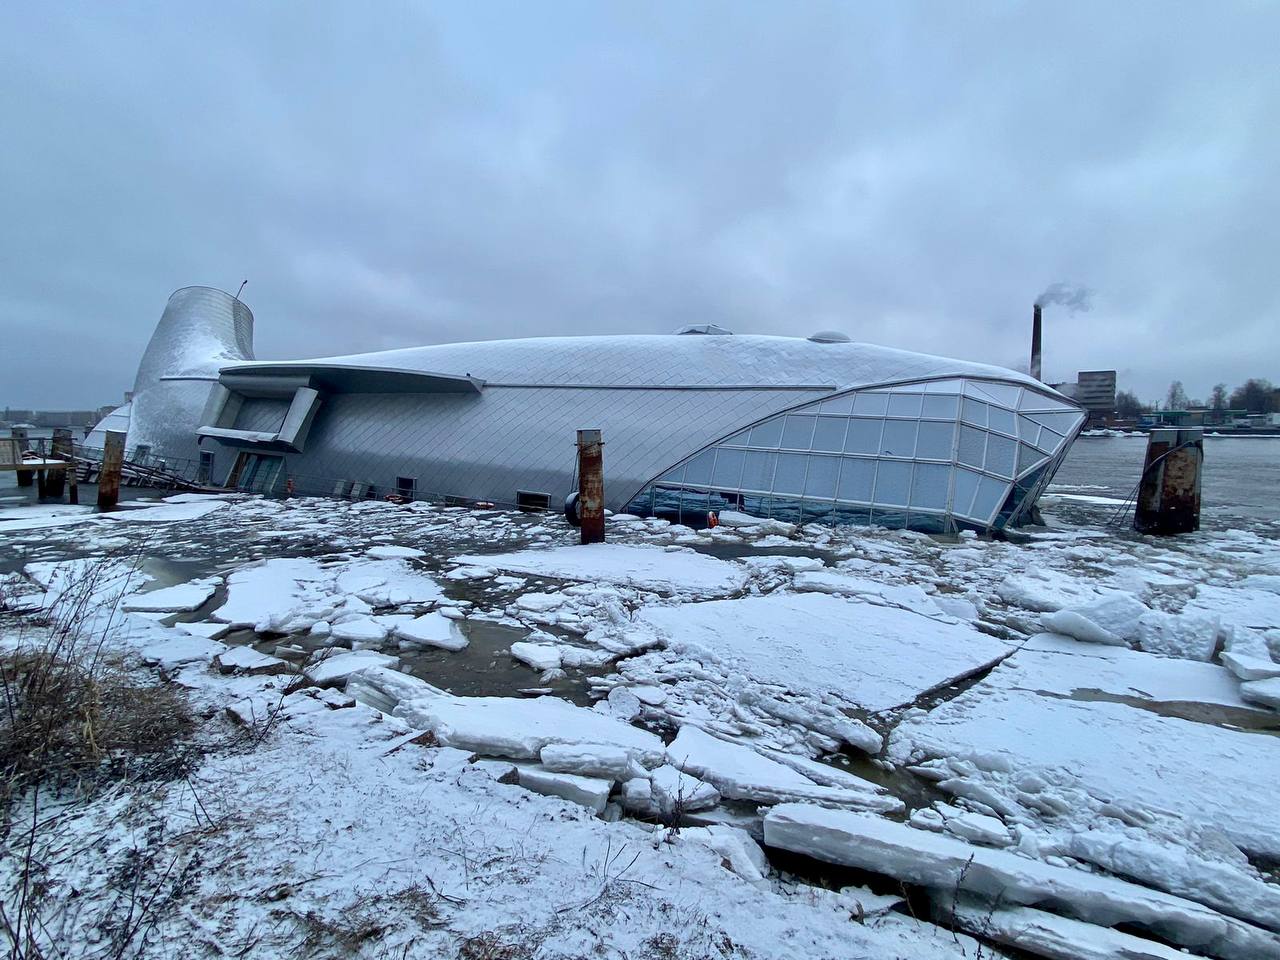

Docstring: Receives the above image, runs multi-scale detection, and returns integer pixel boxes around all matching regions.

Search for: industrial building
[91,286,1086,532]
[1076,370,1118,414]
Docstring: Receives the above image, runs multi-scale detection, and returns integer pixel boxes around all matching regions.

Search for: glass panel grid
[811,416,848,452]
[960,397,988,428]
[837,457,875,503]
[781,415,816,450]
[879,419,917,458]
[887,393,923,418]
[987,406,1017,437]
[820,394,856,416]
[804,454,840,499]
[846,418,883,455]
[748,419,783,448]
[921,394,959,420]
[773,453,808,495]
[740,450,777,492]
[638,374,1059,533]
[916,421,956,461]
[711,448,745,489]
[873,460,913,507]
[853,392,890,416]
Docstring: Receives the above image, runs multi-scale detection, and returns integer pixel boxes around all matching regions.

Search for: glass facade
[624,377,1085,532]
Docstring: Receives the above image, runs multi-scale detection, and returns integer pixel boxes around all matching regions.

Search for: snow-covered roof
[220,334,1056,397]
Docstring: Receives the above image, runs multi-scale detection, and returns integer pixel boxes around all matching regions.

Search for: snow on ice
[212,555,445,632]
[889,684,1280,858]
[455,543,748,597]
[394,693,666,763]
[638,592,1013,714]
[764,804,1280,960]
[6,477,1280,960]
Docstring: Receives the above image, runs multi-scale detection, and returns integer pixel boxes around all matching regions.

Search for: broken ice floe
[666,725,901,813]
[121,576,220,613]
[306,650,398,685]
[764,805,1279,960]
[637,593,1011,715]
[393,692,666,763]
[211,555,445,634]
[598,592,1012,756]
[454,543,748,597]
[889,683,1280,858]
[140,635,228,669]
[1009,633,1265,714]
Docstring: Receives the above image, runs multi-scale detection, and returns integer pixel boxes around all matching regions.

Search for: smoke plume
[1035,282,1093,312]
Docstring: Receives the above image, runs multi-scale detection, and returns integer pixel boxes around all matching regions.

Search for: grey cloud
[2,1,1277,408]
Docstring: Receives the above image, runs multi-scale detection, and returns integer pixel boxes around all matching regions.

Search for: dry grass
[1,547,202,959]
[1,644,193,813]
[455,930,534,960]
[286,885,445,958]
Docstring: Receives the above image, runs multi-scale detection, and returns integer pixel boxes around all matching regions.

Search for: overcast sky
[3,2,1277,410]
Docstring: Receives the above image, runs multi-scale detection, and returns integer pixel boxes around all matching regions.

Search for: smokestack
[1030,303,1043,381]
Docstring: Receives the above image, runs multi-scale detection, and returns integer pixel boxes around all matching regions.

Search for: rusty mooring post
[576,429,605,544]
[11,427,33,487]
[1134,427,1203,535]
[97,429,125,511]
[46,428,72,498]
[67,437,79,504]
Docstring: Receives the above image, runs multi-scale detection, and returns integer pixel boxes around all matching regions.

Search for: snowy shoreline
[2,491,1279,959]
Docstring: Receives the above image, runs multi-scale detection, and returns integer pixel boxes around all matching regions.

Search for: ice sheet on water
[1240,677,1280,710]
[791,569,955,620]
[514,764,613,814]
[394,694,665,763]
[305,650,398,684]
[100,500,230,523]
[953,903,1194,960]
[0,504,98,531]
[510,641,561,671]
[212,556,445,632]
[25,556,151,614]
[122,578,219,613]
[140,635,228,668]
[638,592,1012,714]
[1187,584,1280,632]
[889,683,1280,858]
[1010,633,1260,712]
[666,725,902,812]
[454,544,748,597]
[995,570,1113,613]
[393,611,468,651]
[763,804,1279,960]
[365,545,426,559]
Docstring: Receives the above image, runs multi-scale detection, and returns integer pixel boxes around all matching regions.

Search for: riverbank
[2,485,1278,958]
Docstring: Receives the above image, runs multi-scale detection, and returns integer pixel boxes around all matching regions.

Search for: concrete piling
[97,429,125,511]
[11,427,33,487]
[576,429,605,544]
[1134,427,1203,535]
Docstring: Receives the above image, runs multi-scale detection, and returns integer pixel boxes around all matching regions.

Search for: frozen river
[2,446,1279,959]
[5,433,1278,530]
[1052,435,1280,526]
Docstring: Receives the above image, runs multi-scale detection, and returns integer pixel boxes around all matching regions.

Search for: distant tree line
[1112,378,1277,417]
